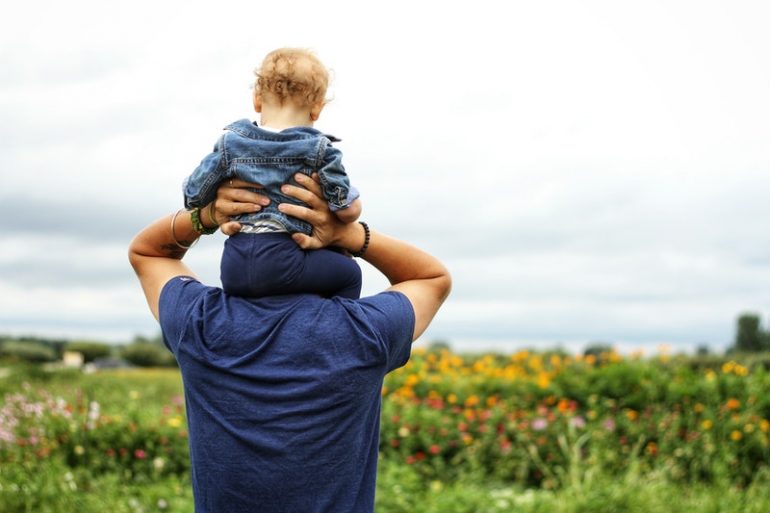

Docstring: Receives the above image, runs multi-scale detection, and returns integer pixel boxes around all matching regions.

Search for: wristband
[171,209,197,249]
[191,207,218,235]
[350,221,370,258]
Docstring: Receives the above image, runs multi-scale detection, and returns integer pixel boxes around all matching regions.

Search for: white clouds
[2,0,770,349]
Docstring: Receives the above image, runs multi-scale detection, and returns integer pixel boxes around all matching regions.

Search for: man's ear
[253,94,262,113]
[309,102,324,121]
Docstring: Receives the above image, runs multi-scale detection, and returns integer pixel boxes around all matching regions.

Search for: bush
[120,343,177,367]
[65,342,113,363]
[0,341,57,363]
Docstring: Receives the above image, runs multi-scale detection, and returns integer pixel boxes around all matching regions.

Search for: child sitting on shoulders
[183,48,363,299]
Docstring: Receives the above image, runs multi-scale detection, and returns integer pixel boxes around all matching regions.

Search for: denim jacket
[183,119,358,235]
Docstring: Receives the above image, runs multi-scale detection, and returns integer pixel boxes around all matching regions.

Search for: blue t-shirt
[159,276,415,513]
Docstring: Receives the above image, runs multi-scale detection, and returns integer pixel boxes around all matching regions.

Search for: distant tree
[427,339,451,352]
[696,344,711,356]
[66,341,113,363]
[735,313,763,352]
[584,342,613,358]
[762,327,770,352]
[132,333,165,346]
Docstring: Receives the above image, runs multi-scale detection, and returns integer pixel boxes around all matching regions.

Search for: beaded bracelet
[350,221,370,258]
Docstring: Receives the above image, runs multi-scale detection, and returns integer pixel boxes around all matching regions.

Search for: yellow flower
[447,393,457,404]
[730,430,743,441]
[701,419,713,430]
[760,420,770,433]
[693,403,704,413]
[744,424,755,434]
[74,445,85,455]
[626,409,638,421]
[398,426,410,437]
[167,417,183,428]
[722,361,735,374]
[705,370,716,381]
[464,395,479,407]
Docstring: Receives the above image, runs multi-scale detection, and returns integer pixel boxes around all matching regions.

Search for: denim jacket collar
[225,119,341,143]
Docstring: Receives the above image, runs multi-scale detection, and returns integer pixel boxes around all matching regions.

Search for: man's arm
[128,180,269,320]
[279,174,451,341]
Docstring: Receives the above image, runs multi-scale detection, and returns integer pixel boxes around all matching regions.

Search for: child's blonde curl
[254,48,329,108]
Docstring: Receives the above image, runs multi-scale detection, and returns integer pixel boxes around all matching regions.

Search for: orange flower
[726,398,740,410]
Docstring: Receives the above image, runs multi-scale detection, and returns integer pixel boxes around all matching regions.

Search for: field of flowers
[2,349,770,512]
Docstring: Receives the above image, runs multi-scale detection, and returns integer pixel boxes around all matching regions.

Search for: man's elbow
[127,236,144,273]
[436,266,452,302]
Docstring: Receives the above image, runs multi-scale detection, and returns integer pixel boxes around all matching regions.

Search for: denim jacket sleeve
[318,141,360,212]
[183,134,230,209]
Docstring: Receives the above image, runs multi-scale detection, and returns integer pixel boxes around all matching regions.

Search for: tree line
[0,334,176,367]
[2,311,769,367]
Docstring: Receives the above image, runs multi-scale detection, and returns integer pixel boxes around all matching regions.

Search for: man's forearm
[360,229,448,287]
[128,208,216,264]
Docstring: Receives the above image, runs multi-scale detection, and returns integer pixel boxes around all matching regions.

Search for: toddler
[183,48,363,299]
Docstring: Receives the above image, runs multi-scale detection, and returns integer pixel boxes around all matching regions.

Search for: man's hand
[210,179,270,235]
[278,173,354,250]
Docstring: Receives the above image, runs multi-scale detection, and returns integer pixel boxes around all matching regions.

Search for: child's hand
[334,198,362,224]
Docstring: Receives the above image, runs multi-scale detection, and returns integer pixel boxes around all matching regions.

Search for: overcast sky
[1,0,769,354]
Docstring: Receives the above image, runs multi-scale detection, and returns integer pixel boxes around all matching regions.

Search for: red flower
[429,444,441,455]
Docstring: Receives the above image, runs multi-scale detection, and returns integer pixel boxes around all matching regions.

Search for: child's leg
[220,233,303,297]
[292,247,362,299]
[220,232,361,299]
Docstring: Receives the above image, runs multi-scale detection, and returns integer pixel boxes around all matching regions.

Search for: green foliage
[120,342,177,367]
[65,341,113,363]
[736,313,764,352]
[3,354,770,511]
[0,341,57,363]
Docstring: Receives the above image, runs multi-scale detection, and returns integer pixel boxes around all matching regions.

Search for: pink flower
[603,418,616,432]
[134,449,147,459]
[532,418,548,431]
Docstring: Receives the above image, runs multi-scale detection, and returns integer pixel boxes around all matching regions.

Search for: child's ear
[253,94,263,113]
[309,102,324,122]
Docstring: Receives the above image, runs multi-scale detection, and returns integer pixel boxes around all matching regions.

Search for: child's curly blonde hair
[254,48,329,108]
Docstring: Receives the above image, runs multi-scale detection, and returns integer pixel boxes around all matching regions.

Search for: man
[129,174,451,512]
